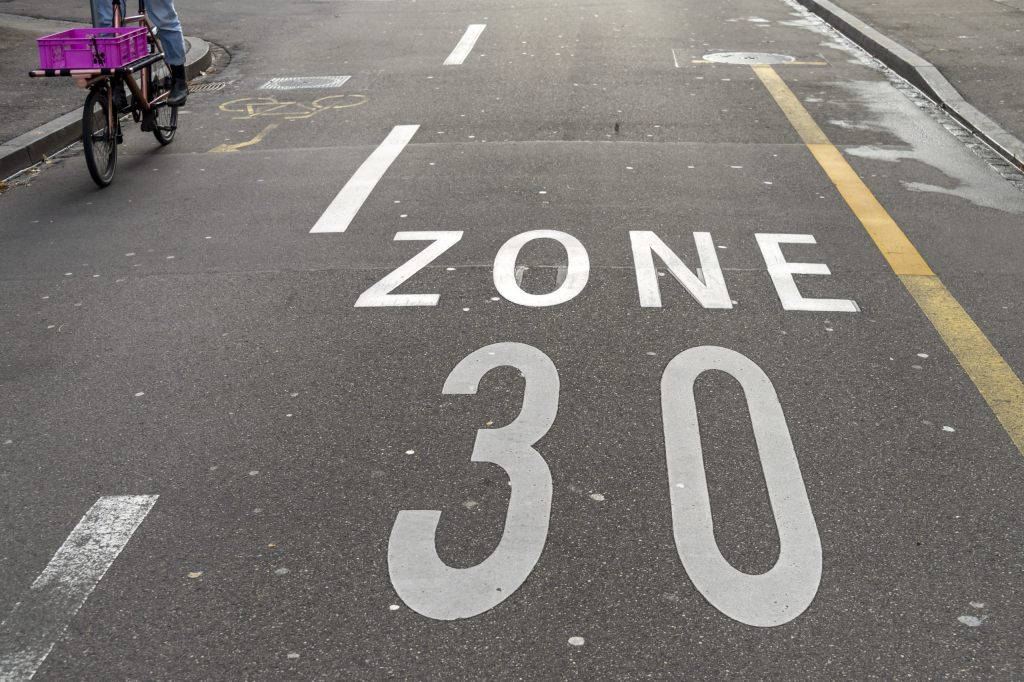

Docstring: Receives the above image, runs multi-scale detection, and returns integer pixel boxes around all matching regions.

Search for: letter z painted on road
[356,232,463,307]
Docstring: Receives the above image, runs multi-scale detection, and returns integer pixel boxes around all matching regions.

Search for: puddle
[837,81,1024,214]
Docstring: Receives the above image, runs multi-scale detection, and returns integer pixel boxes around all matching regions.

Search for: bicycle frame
[109,0,169,118]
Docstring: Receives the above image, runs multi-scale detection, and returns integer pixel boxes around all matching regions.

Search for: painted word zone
[357,230,860,311]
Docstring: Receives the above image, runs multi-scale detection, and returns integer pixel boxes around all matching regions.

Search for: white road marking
[630,232,732,309]
[310,125,420,233]
[355,232,463,307]
[389,343,558,620]
[444,24,487,65]
[662,348,820,627]
[755,233,860,312]
[260,76,350,90]
[494,231,590,307]
[0,496,158,681]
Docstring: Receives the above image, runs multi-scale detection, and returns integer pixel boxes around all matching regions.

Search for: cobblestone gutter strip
[794,0,1024,172]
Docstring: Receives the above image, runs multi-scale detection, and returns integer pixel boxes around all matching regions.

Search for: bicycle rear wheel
[150,64,178,145]
[82,85,117,187]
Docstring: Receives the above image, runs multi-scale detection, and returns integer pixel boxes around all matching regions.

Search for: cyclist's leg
[95,1,130,110]
[93,0,126,28]
[144,0,188,105]
[144,0,186,65]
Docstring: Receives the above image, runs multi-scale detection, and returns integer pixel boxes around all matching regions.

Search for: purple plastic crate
[37,27,147,70]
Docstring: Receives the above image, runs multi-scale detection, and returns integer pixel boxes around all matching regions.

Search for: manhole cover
[260,76,351,90]
[703,52,795,65]
[189,82,227,93]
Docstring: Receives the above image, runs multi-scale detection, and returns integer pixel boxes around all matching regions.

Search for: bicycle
[30,0,178,187]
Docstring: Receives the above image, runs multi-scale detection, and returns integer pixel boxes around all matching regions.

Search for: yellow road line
[691,59,828,66]
[752,64,1024,455]
[209,124,279,153]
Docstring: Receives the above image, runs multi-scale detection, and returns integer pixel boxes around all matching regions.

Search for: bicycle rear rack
[29,51,164,79]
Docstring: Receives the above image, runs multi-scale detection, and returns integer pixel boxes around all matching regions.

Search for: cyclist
[93,0,188,106]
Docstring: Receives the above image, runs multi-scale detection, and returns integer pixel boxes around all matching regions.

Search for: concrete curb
[794,0,1024,172]
[1,35,212,181]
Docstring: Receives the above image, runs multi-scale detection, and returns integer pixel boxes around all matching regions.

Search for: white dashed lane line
[0,496,158,682]
[443,24,487,66]
[310,125,420,234]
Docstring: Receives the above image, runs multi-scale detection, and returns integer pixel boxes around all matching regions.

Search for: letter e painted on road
[755,234,859,312]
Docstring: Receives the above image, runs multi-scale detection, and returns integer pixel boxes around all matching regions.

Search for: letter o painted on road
[493,230,590,306]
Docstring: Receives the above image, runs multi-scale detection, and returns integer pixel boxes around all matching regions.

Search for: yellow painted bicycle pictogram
[218,93,368,120]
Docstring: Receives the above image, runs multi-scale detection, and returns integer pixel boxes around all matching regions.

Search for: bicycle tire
[82,85,117,187]
[150,64,178,145]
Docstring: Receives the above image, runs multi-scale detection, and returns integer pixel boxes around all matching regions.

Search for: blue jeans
[94,0,186,66]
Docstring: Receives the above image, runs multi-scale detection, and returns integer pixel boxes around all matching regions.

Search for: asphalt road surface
[2,0,1023,679]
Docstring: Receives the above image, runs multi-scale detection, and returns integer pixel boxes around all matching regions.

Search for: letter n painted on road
[630,231,732,309]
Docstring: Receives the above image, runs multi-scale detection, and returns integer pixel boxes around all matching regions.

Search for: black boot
[168,64,188,107]
[112,81,129,112]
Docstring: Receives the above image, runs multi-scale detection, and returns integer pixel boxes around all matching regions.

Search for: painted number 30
[388,343,822,628]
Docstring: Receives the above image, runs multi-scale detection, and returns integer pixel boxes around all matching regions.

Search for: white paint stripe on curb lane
[443,24,486,66]
[310,125,420,234]
[0,495,159,681]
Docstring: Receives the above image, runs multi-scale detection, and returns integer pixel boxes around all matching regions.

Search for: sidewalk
[797,0,1024,169]
[0,14,82,147]
[0,11,211,179]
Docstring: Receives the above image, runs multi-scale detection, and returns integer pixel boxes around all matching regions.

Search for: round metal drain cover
[703,52,795,65]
